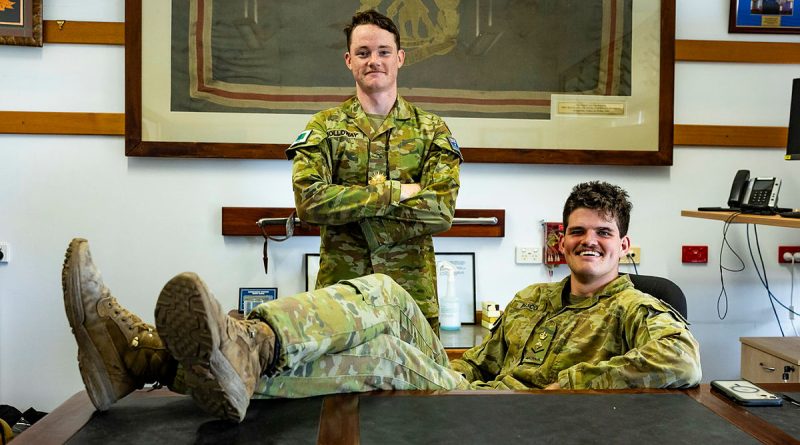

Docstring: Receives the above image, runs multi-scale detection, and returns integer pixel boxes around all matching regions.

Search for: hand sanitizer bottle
[438,261,460,331]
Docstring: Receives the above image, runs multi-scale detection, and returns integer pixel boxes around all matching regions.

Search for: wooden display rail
[0,111,123,135]
[222,208,505,238]
[675,40,800,64]
[681,210,800,229]
[43,20,125,45]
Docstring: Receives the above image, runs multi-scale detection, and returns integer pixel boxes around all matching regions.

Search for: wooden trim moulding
[0,114,786,149]
[0,111,124,135]
[674,124,787,148]
[0,112,787,150]
[675,40,800,64]
[43,20,124,45]
[222,208,506,238]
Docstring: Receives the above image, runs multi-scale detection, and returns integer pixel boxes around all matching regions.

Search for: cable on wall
[717,212,746,319]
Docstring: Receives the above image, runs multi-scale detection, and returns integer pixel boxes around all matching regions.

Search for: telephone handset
[727,169,750,209]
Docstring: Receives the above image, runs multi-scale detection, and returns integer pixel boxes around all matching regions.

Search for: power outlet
[0,242,9,263]
[778,245,800,264]
[515,246,542,264]
[619,246,641,265]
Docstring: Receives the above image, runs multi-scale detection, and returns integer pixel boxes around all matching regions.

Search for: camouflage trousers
[248,273,469,398]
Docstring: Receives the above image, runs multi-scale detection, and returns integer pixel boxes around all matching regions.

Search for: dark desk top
[14,384,800,445]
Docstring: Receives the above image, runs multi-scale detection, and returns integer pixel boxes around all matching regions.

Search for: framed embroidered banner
[0,0,42,47]
[126,0,675,165]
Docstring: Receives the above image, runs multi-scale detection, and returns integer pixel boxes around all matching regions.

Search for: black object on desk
[780,211,800,219]
[697,207,738,212]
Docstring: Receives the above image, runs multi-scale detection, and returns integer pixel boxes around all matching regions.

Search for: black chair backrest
[626,274,688,319]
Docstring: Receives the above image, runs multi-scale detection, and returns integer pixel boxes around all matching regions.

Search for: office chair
[626,274,688,319]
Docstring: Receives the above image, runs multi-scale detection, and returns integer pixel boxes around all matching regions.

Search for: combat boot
[62,238,177,411]
[155,272,276,422]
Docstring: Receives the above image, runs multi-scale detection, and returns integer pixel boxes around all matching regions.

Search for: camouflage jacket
[286,96,462,318]
[450,275,702,389]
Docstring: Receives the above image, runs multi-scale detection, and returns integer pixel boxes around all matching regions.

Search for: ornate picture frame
[126,0,674,165]
[729,0,800,34]
[0,0,43,47]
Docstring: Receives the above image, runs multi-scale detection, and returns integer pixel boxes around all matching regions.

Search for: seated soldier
[62,181,701,422]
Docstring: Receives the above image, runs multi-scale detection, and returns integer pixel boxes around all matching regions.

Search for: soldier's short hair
[344,9,402,51]
[562,181,632,236]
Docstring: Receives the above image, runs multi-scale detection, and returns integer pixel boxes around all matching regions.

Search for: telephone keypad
[749,190,770,205]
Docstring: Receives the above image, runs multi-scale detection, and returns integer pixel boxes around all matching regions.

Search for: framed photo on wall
[125,0,675,165]
[0,0,43,47]
[435,252,477,325]
[729,0,800,34]
[305,253,320,292]
[238,287,278,315]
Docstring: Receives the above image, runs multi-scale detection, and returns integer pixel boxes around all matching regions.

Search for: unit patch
[289,130,312,147]
[447,136,463,161]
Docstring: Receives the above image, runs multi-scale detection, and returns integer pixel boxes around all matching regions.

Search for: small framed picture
[435,252,477,324]
[305,253,320,292]
[0,0,43,47]
[238,288,278,315]
[729,0,800,34]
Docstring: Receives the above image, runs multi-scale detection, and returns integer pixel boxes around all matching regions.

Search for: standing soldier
[287,9,462,332]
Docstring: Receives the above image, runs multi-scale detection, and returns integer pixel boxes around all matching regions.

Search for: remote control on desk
[779,211,800,219]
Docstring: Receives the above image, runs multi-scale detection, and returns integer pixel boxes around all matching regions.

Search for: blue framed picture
[238,287,278,315]
[730,0,800,34]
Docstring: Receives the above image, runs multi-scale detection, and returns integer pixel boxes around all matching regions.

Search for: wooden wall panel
[0,111,123,135]
[43,21,125,45]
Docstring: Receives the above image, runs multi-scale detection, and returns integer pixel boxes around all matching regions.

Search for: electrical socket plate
[619,246,641,265]
[516,246,542,264]
[778,246,800,264]
[0,242,8,263]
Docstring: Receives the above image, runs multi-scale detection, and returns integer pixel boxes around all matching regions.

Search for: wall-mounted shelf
[222,208,505,238]
[681,210,800,229]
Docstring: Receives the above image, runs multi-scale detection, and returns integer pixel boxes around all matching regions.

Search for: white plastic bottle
[438,261,460,331]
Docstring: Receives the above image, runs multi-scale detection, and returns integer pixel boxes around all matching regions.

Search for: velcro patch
[447,136,460,153]
[290,130,312,147]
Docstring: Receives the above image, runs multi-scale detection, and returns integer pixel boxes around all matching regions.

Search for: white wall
[1,0,800,411]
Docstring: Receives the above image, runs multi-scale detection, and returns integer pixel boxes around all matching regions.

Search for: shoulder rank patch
[289,130,312,148]
[447,136,460,153]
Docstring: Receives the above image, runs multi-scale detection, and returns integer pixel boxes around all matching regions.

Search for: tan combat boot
[155,272,276,422]
[62,238,177,411]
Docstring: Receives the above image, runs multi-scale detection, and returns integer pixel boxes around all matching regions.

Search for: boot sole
[155,273,249,422]
[62,238,118,411]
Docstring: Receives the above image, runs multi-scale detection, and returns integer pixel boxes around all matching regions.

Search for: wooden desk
[681,210,800,229]
[13,384,800,445]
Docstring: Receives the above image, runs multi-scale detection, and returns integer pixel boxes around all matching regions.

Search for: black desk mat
[66,395,322,445]
[359,393,760,445]
[745,391,800,440]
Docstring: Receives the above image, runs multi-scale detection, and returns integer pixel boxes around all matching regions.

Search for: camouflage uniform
[248,273,468,398]
[286,96,462,324]
[246,273,699,398]
[450,275,702,389]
